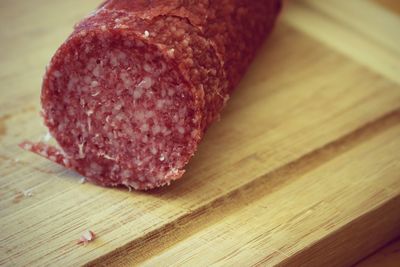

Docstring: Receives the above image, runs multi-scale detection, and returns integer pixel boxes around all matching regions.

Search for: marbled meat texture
[23,0,281,190]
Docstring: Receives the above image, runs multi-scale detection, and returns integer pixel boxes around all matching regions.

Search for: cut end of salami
[25,0,281,190]
[41,28,202,190]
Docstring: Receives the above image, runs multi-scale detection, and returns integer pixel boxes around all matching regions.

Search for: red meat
[23,0,281,190]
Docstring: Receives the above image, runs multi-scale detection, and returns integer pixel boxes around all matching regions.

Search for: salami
[22,0,281,190]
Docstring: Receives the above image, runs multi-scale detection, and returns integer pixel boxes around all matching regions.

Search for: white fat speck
[134,158,143,166]
[145,110,155,119]
[58,123,66,132]
[103,154,116,161]
[150,146,157,155]
[182,38,190,46]
[78,143,85,158]
[176,29,185,37]
[156,100,164,109]
[91,81,99,87]
[78,177,86,184]
[110,54,118,66]
[177,126,185,134]
[93,65,101,77]
[86,110,94,116]
[143,30,150,38]
[115,100,123,110]
[152,125,161,135]
[162,127,171,136]
[134,110,148,122]
[87,117,92,132]
[116,24,128,29]
[159,155,165,161]
[105,116,111,123]
[167,48,175,58]
[120,72,133,87]
[53,70,62,78]
[143,63,152,72]
[170,167,180,175]
[115,18,122,23]
[133,87,143,99]
[140,123,149,132]
[168,88,175,96]
[92,91,100,96]
[115,113,124,121]
[137,76,153,89]
[23,143,32,150]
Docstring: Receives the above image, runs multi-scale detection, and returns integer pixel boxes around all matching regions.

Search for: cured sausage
[22,0,281,190]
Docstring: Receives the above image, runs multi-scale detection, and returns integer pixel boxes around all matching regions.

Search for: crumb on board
[12,189,33,203]
[23,189,33,197]
[77,230,96,245]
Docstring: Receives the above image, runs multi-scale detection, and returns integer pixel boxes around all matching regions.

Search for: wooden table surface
[357,237,400,267]
[1,0,400,266]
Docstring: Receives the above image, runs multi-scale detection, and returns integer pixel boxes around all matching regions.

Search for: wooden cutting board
[1,0,400,266]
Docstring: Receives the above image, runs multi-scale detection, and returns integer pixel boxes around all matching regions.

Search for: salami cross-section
[22,0,281,190]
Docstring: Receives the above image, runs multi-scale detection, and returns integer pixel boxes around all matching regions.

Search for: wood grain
[136,117,400,267]
[0,0,400,266]
[283,0,400,85]
[356,237,400,267]
[375,0,400,15]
